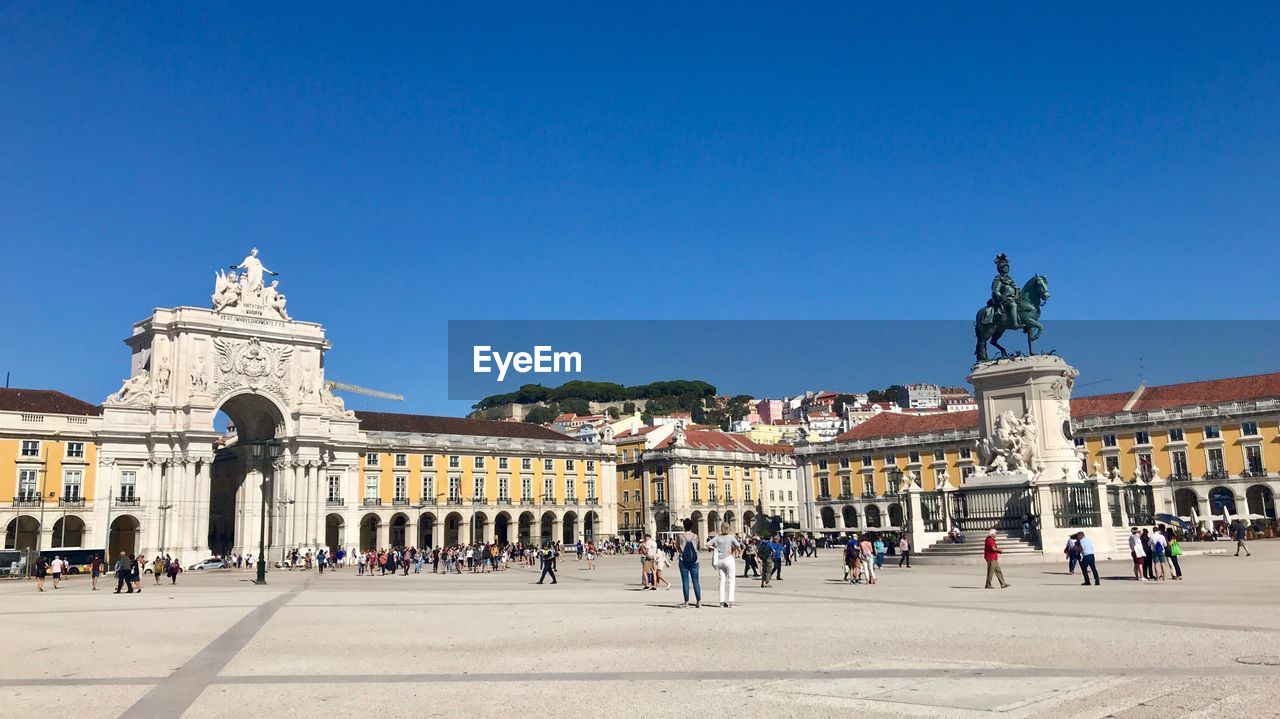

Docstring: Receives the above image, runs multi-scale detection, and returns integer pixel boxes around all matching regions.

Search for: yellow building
[796,372,1280,533]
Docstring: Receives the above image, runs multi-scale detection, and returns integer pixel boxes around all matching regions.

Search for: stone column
[181,458,197,552]
[376,512,390,549]
[905,484,926,545]
[432,516,444,549]
[458,512,471,546]
[192,458,212,555]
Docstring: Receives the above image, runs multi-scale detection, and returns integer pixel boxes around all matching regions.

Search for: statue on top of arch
[212,248,290,320]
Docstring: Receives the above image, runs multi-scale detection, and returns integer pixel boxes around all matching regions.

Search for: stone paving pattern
[4,543,1279,718]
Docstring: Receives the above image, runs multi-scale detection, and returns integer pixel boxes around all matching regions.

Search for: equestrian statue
[974,253,1050,362]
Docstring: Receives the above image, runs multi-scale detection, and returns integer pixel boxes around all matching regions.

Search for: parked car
[188,558,227,570]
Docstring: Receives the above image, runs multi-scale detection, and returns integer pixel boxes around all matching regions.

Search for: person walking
[859,535,877,585]
[536,543,557,585]
[90,553,103,591]
[167,558,182,584]
[114,552,134,593]
[844,536,859,582]
[983,529,1010,589]
[49,555,65,589]
[769,536,783,582]
[1076,532,1100,586]
[1064,535,1080,575]
[873,536,886,569]
[1150,529,1168,581]
[1234,523,1252,557]
[153,555,166,585]
[34,557,48,591]
[131,554,142,593]
[1167,531,1184,580]
[1128,527,1148,582]
[677,519,703,608]
[1139,529,1155,580]
[707,522,742,608]
[759,537,773,589]
[742,540,759,578]
[898,535,912,568]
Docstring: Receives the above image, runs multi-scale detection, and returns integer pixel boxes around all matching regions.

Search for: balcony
[392,498,410,507]
[114,496,140,507]
[419,498,437,506]
[584,498,599,506]
[861,491,878,499]
[816,494,831,502]
[1204,470,1229,481]
[542,498,559,506]
[363,497,383,507]
[326,497,345,507]
[13,496,42,508]
[837,494,853,501]
[521,498,535,506]
[448,498,463,506]
[497,497,512,505]
[690,499,702,506]
[1244,468,1269,479]
[58,496,85,508]
[471,497,487,505]
[1168,472,1192,482]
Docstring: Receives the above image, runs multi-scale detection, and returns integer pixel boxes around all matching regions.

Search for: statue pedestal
[964,470,1034,488]
[966,355,1082,485]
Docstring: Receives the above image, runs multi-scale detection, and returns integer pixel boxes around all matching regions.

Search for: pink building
[756,399,784,425]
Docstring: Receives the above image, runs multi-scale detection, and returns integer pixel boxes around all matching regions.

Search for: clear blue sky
[2,4,1277,416]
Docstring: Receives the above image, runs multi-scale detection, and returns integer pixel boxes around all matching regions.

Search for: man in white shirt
[1128,527,1148,581]
[1076,532,1099,586]
[641,534,658,590]
[49,556,65,589]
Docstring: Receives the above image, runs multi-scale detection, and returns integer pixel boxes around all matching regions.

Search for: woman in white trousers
[706,522,743,608]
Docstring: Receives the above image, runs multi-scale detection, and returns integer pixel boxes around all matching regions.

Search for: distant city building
[892,383,943,410]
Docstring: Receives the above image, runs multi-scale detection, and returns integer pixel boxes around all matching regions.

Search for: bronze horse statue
[975,274,1049,361]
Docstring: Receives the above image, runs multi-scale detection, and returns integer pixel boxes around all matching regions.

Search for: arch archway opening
[51,515,86,548]
[4,516,40,551]
[209,391,288,557]
[325,513,345,553]
[108,515,140,558]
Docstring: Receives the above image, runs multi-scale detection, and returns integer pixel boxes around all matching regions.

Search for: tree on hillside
[524,406,559,425]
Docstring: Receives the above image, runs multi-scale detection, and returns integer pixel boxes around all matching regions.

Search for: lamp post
[250,440,282,585]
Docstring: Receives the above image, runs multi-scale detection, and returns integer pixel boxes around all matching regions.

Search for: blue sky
[2,4,1278,415]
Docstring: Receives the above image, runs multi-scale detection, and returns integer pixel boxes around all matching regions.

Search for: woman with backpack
[677,519,703,608]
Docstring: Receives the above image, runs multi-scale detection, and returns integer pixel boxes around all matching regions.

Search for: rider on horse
[988,253,1019,327]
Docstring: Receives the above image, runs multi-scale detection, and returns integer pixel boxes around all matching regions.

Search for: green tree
[524,406,559,425]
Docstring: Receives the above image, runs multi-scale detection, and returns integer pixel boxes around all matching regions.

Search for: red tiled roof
[836,411,978,441]
[0,388,101,416]
[1067,392,1130,418]
[356,411,576,442]
[1130,372,1280,411]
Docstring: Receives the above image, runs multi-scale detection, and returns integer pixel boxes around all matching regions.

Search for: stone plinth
[967,354,1081,486]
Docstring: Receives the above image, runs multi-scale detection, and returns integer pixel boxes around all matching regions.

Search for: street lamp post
[251,441,281,585]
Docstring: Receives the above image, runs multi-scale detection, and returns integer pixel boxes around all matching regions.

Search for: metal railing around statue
[1122,484,1156,526]
[920,491,945,532]
[1106,485,1124,527]
[946,486,1035,532]
[1049,483,1102,528]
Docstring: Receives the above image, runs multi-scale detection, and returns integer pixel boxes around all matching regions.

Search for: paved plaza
[4,544,1280,718]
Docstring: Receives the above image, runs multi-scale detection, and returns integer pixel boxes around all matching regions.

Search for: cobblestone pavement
[4,542,1279,718]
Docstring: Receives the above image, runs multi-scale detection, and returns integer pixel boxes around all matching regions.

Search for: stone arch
[562,510,578,545]
[654,510,671,534]
[819,506,836,529]
[325,513,345,553]
[706,510,720,535]
[359,513,381,550]
[888,504,904,528]
[472,512,489,545]
[539,511,557,545]
[213,389,290,441]
[1173,487,1198,517]
[842,506,858,528]
[1208,486,1236,515]
[865,505,883,528]
[583,511,599,542]
[108,515,140,557]
[51,515,86,548]
[723,510,736,532]
[689,510,703,536]
[418,512,437,547]
[741,510,755,534]
[444,512,464,546]
[4,515,40,551]
[518,511,535,544]
[389,513,409,547]
[1246,484,1275,519]
[495,512,513,545]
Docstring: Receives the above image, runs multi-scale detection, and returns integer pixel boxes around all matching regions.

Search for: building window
[119,470,137,499]
[473,476,485,500]
[1207,447,1225,476]
[1205,424,1221,440]
[621,490,629,504]
[1137,454,1152,480]
[959,447,971,459]
[521,476,532,499]
[1104,456,1120,474]
[1102,434,1117,448]
[20,440,39,458]
[691,464,700,476]
[884,453,895,465]
[708,465,717,477]
[1246,445,1264,474]
[586,460,595,472]
[1074,436,1085,447]
[566,459,576,472]
[841,477,852,497]
[328,475,342,501]
[65,442,85,459]
[1242,421,1260,437]
[1168,428,1184,442]
[655,481,665,503]
[365,475,380,500]
[544,459,554,472]
[1135,431,1150,445]
[499,476,510,500]
[543,476,554,502]
[366,453,380,467]
[817,460,827,471]
[18,469,38,501]
[839,457,850,468]
[394,475,407,502]
[933,449,945,461]
[908,451,920,464]
[423,455,434,468]
[62,469,82,500]
[449,476,461,502]
[449,455,460,469]
[473,456,485,470]
[565,478,576,501]
[1171,451,1188,478]
[961,466,974,480]
[422,476,434,501]
[725,484,733,502]
[498,457,509,470]
[744,483,752,502]
[586,479,596,501]
[863,478,874,496]
[743,467,751,478]
[691,482,701,501]
[723,465,731,477]
[522,458,532,471]
[395,454,407,468]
